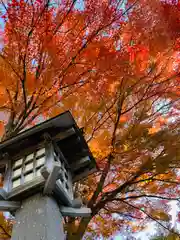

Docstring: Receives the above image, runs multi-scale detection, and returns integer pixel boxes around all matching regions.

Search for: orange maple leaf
[0,121,5,137]
[103,183,117,193]
[119,116,127,123]
[158,117,168,125]
[148,127,159,135]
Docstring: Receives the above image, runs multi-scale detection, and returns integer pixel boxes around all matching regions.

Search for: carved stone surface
[11,193,65,240]
[0,200,20,211]
[60,206,91,217]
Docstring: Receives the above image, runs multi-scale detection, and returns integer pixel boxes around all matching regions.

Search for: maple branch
[0,222,11,238]
[0,225,11,238]
[0,0,7,11]
[104,207,144,220]
[0,224,11,238]
[87,99,117,142]
[147,101,171,122]
[52,0,77,36]
[86,85,132,142]
[117,194,180,201]
[121,200,180,237]
[0,54,22,81]
[0,106,11,111]
[37,69,89,103]
[15,77,90,132]
[94,157,159,210]
[86,89,128,207]
[130,174,180,186]
[5,88,15,114]
[35,48,46,80]
[36,66,91,103]
[30,0,35,15]
[122,60,179,116]
[34,0,51,27]
[21,79,27,109]
[14,54,46,130]
[3,88,16,138]
[87,67,167,138]
[58,0,139,87]
[13,79,20,104]
[87,154,114,208]
[153,178,180,185]
[16,54,50,128]
[84,89,117,130]
[121,79,162,117]
[150,72,180,87]
[12,1,51,120]
[16,0,138,137]
[111,80,125,147]
[118,213,144,220]
[20,1,51,112]
[88,109,156,214]
[14,67,91,133]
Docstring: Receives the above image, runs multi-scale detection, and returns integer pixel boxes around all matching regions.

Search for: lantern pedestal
[11,193,65,240]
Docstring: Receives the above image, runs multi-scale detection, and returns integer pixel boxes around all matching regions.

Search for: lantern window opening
[12,168,22,179]
[36,148,45,158]
[13,159,23,169]
[36,167,42,177]
[54,149,58,158]
[54,156,59,163]
[12,178,21,189]
[65,183,69,190]
[24,171,34,183]
[53,143,69,170]
[11,147,46,190]
[59,174,64,183]
[52,149,70,187]
[24,162,34,173]
[25,153,34,162]
[64,172,68,180]
[36,157,45,168]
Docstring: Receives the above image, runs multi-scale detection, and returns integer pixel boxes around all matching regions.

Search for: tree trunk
[66,217,91,240]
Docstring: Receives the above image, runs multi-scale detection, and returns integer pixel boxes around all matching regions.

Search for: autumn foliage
[0,0,179,239]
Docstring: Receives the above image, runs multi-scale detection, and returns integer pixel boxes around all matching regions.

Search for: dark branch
[116,194,180,201]
[121,200,180,237]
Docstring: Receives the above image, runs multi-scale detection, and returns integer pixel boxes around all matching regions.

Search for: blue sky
[74,0,85,11]
[114,236,123,240]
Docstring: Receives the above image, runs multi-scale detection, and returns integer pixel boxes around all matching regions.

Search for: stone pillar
[11,193,65,240]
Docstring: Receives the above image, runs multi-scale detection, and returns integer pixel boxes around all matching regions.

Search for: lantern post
[0,111,96,240]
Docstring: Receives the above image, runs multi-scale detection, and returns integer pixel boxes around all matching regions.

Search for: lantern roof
[0,111,96,181]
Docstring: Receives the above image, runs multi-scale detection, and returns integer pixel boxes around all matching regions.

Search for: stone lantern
[0,111,96,240]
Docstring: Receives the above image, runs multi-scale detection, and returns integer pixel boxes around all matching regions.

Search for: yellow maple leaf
[148,127,159,134]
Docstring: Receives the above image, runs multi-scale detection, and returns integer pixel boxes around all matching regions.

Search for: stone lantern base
[11,193,65,240]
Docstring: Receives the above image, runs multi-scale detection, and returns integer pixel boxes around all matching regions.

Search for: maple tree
[151,232,180,240]
[0,0,179,239]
